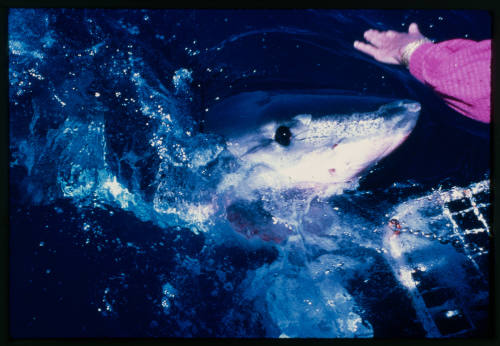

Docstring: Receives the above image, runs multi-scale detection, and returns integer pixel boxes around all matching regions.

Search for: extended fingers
[353,40,378,58]
[408,22,420,35]
[363,29,385,47]
[386,30,397,38]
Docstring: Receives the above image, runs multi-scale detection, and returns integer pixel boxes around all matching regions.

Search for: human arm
[354,23,491,123]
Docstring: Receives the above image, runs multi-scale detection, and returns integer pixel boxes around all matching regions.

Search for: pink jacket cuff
[407,39,491,123]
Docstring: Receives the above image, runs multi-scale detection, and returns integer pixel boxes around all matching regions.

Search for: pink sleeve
[409,39,491,123]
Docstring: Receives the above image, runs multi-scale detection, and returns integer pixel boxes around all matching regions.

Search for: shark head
[205,90,420,194]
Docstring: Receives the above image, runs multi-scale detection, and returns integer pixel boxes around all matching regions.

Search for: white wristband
[400,38,433,67]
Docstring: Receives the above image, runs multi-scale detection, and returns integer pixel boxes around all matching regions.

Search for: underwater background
[9,9,491,337]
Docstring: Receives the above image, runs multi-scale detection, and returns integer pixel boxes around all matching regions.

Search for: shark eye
[274,126,292,146]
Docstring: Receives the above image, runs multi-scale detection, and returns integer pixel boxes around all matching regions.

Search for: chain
[387,218,488,256]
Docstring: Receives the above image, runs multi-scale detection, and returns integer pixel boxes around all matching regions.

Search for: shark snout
[383,100,421,132]
[403,101,421,113]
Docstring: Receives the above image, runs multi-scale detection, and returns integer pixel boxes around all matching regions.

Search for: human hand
[354,23,430,65]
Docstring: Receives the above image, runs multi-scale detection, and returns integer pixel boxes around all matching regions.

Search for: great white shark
[200,90,485,338]
[203,89,421,241]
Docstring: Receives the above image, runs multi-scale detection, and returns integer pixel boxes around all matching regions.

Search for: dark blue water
[9,9,491,338]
